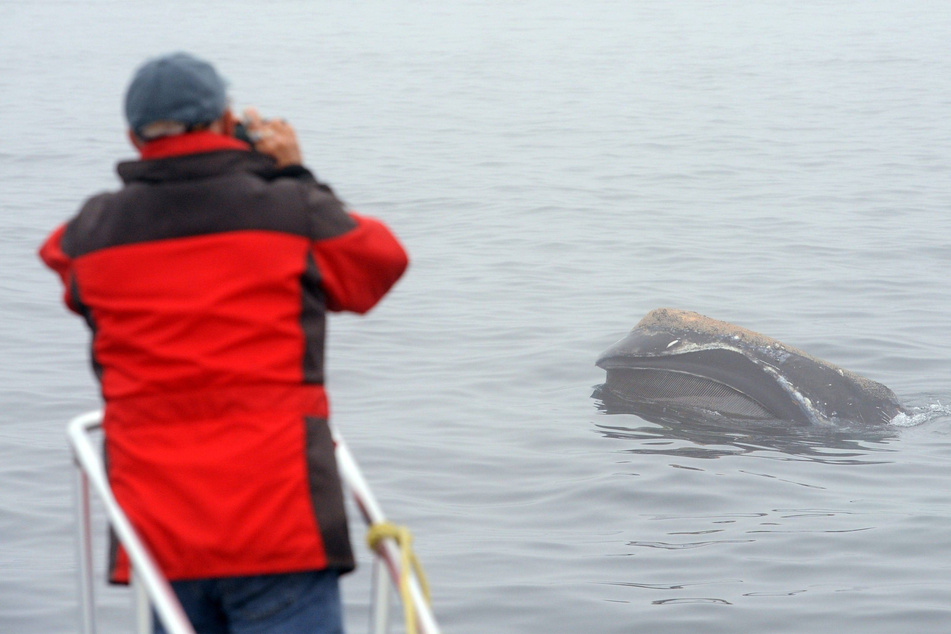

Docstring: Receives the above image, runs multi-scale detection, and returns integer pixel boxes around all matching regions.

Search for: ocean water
[2,1,951,632]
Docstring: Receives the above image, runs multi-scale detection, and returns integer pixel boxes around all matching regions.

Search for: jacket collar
[139,130,250,159]
[117,132,276,185]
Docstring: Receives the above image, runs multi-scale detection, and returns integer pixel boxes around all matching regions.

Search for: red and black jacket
[39,132,408,582]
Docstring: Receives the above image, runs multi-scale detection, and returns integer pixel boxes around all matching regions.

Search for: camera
[233,120,256,148]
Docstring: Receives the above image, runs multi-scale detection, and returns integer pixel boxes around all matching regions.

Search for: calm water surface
[2,2,951,633]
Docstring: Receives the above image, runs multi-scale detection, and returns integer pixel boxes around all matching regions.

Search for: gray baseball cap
[125,52,228,140]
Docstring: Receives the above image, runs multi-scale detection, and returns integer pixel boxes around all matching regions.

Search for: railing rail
[67,410,440,634]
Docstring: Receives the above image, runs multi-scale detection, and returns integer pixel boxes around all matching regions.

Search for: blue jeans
[153,570,343,634]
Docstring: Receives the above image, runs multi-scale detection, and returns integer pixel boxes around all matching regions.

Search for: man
[39,52,408,633]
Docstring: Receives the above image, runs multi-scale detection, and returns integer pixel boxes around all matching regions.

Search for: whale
[595,308,906,426]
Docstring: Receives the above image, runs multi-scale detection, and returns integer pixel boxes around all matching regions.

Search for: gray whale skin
[596,308,906,426]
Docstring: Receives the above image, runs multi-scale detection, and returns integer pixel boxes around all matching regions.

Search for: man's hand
[243,107,303,169]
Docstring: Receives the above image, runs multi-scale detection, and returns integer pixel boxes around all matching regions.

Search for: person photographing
[40,52,408,633]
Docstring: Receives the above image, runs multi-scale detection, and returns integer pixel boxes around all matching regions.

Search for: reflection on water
[592,383,897,464]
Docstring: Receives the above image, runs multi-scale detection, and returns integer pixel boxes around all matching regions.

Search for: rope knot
[366,521,431,634]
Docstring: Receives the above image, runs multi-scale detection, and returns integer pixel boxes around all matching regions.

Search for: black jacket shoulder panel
[264,165,357,240]
[67,152,353,257]
[300,183,357,241]
[62,192,115,258]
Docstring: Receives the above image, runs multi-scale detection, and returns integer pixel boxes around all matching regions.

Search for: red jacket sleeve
[38,224,80,314]
[311,212,409,313]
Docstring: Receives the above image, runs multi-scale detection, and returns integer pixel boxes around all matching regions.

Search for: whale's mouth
[604,368,779,420]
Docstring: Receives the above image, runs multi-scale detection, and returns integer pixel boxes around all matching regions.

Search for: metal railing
[67,410,440,634]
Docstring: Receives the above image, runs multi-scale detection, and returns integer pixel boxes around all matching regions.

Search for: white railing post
[74,461,97,634]
[371,557,392,634]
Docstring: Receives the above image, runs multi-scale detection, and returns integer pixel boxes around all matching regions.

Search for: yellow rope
[366,522,431,634]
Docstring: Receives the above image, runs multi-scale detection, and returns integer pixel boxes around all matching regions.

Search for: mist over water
[3,2,951,632]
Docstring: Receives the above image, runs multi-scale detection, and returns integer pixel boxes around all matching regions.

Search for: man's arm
[311,212,409,314]
[38,223,81,314]
[244,108,409,312]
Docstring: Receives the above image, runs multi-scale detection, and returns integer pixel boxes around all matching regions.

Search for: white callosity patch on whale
[639,308,876,387]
